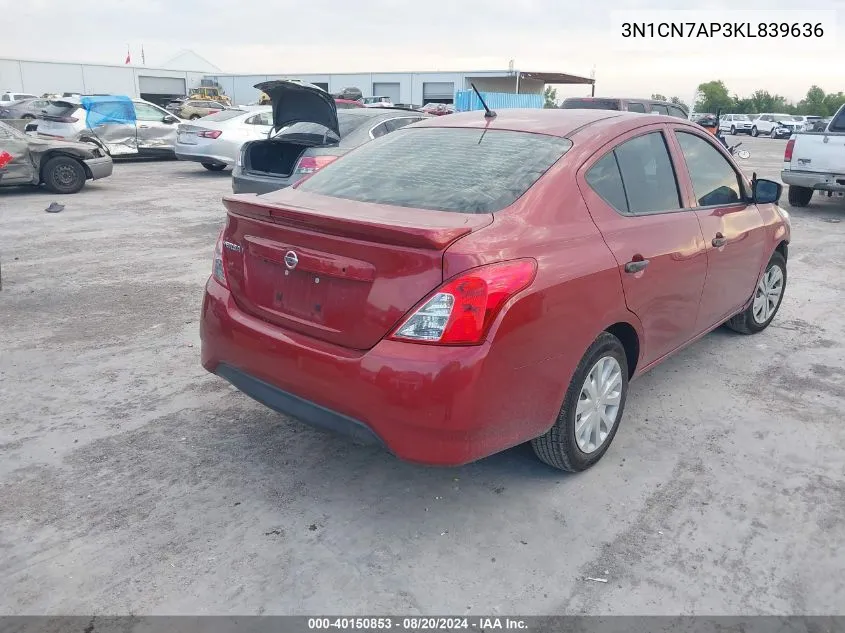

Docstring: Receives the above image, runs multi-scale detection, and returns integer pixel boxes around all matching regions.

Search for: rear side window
[586,132,680,215]
[43,101,78,117]
[627,102,646,113]
[676,132,743,206]
[562,98,621,110]
[298,128,572,213]
[244,111,273,125]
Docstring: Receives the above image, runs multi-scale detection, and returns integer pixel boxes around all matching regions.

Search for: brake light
[212,230,228,288]
[294,155,338,175]
[784,138,795,162]
[389,259,537,345]
[198,130,222,139]
[0,151,11,169]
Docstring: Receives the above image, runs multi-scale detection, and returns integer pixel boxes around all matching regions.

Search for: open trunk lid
[220,189,493,349]
[254,80,339,138]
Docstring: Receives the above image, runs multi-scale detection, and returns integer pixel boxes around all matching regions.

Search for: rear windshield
[275,111,371,140]
[201,109,247,122]
[297,127,572,213]
[43,101,79,117]
[562,98,621,110]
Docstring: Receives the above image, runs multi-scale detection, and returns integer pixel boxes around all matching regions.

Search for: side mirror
[163,115,179,124]
[753,178,782,204]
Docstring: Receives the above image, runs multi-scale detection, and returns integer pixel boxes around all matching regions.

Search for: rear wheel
[531,332,629,472]
[189,114,202,120]
[730,126,736,135]
[726,252,787,334]
[751,126,759,137]
[787,185,813,207]
[770,129,777,139]
[42,156,86,194]
[202,163,226,172]
[21,114,35,120]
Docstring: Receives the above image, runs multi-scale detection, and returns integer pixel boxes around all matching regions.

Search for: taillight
[294,155,338,175]
[212,229,228,287]
[784,138,795,162]
[198,130,222,139]
[389,259,537,345]
[0,151,12,169]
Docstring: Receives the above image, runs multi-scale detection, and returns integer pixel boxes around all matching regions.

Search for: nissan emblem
[284,251,299,270]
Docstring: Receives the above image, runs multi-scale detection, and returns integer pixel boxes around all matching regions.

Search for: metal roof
[517,71,595,85]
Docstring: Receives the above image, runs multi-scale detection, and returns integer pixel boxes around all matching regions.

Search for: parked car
[202,108,790,471]
[360,96,394,108]
[32,96,180,157]
[232,80,431,195]
[0,120,113,193]
[422,103,455,116]
[749,114,800,138]
[175,107,273,171]
[561,97,688,119]
[1,92,38,106]
[0,97,52,120]
[176,100,229,120]
[781,103,845,207]
[334,99,364,109]
[791,115,822,132]
[719,113,754,135]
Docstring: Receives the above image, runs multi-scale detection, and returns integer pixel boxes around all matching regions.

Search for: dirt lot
[1,137,844,615]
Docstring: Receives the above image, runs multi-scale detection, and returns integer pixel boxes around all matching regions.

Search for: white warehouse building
[0,55,594,107]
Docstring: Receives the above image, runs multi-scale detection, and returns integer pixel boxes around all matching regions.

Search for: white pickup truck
[781,104,845,207]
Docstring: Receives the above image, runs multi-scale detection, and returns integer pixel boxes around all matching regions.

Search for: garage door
[138,76,187,96]
[372,82,401,104]
[423,82,455,102]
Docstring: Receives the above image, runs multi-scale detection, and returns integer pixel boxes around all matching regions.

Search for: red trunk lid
[221,190,493,350]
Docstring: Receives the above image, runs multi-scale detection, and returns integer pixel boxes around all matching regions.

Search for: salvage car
[0,120,112,193]
[33,96,180,157]
[175,106,272,171]
[176,100,229,120]
[201,108,790,471]
[0,97,52,120]
[232,80,430,195]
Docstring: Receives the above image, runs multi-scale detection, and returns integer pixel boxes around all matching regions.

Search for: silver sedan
[174,107,272,171]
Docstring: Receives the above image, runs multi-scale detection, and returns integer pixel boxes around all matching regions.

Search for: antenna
[470,83,496,119]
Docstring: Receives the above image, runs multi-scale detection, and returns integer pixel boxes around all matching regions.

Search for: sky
[1,0,843,104]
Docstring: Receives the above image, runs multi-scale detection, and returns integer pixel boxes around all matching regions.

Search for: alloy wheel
[574,356,623,454]
[752,265,784,324]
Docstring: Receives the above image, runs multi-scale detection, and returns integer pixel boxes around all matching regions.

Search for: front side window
[298,128,571,214]
[627,102,646,113]
[676,131,743,207]
[135,103,166,121]
[651,104,669,115]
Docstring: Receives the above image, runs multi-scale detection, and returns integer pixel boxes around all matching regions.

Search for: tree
[669,96,688,111]
[544,86,558,109]
[694,80,732,114]
[798,85,828,116]
[823,91,845,117]
[651,93,668,102]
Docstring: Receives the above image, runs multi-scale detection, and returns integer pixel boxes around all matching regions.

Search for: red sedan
[200,109,790,471]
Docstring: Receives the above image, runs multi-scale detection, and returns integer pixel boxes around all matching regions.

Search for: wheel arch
[775,240,788,262]
[38,150,91,182]
[605,321,640,379]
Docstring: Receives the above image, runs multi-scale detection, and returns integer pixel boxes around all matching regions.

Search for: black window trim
[670,127,751,210]
[585,127,687,218]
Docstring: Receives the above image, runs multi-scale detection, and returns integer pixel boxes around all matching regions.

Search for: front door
[578,127,708,366]
[133,102,178,152]
[670,129,768,331]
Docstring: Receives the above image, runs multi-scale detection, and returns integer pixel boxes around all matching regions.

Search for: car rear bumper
[231,167,294,195]
[781,170,845,191]
[175,149,232,166]
[83,156,113,180]
[200,278,559,466]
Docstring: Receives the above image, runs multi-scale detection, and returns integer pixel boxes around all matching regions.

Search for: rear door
[578,125,708,365]
[670,129,768,330]
[0,124,35,184]
[134,102,178,151]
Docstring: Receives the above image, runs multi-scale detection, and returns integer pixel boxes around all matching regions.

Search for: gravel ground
[1,137,844,616]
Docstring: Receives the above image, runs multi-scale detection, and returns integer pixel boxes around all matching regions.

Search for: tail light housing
[0,151,12,169]
[294,155,338,175]
[784,138,795,162]
[389,259,537,345]
[198,130,222,139]
[212,230,228,288]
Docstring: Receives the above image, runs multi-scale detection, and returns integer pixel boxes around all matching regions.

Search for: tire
[730,126,736,135]
[189,114,201,120]
[22,114,35,120]
[751,126,759,137]
[42,155,86,194]
[770,129,777,139]
[726,252,787,335]
[202,163,226,172]
[531,332,629,472]
[787,185,813,207]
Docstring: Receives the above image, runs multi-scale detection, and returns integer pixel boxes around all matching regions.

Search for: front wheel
[770,129,777,139]
[725,252,786,334]
[202,163,226,172]
[730,126,736,135]
[189,114,201,120]
[531,332,629,472]
[751,126,759,137]
[787,185,813,207]
[42,156,86,194]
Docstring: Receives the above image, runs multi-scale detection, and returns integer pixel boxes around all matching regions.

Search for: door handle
[139,125,150,129]
[624,259,650,273]
[712,233,727,248]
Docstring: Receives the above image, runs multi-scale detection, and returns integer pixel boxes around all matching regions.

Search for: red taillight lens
[199,130,222,139]
[212,229,228,288]
[784,138,795,162]
[0,151,12,169]
[294,155,338,175]
[389,259,537,345]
